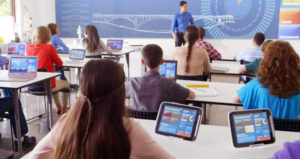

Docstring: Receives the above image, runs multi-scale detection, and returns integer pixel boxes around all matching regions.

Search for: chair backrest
[177,74,209,81]
[27,68,47,92]
[85,55,102,58]
[273,118,300,132]
[128,109,157,120]
[240,60,250,65]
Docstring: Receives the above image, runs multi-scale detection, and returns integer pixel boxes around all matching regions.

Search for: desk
[177,80,243,106]
[177,80,244,123]
[210,62,244,76]
[60,47,135,77]
[0,71,60,157]
[61,57,91,68]
[138,119,300,159]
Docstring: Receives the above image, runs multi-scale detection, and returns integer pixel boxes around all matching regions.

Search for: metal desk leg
[12,89,22,156]
[125,53,130,78]
[43,79,53,130]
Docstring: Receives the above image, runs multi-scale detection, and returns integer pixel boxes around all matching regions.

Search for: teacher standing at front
[171,1,194,46]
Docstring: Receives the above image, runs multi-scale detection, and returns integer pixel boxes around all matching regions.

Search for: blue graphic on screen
[7,44,26,56]
[10,58,37,74]
[107,40,123,50]
[233,113,271,144]
[70,50,85,60]
[56,0,281,39]
[158,105,197,138]
[159,62,176,79]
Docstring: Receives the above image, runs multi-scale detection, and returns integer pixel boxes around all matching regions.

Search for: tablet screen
[233,112,271,144]
[229,109,275,147]
[156,102,202,140]
[158,61,177,80]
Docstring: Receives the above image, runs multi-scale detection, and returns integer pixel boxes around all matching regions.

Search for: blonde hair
[32,26,51,44]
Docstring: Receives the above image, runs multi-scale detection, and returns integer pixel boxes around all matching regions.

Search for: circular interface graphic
[200,0,278,38]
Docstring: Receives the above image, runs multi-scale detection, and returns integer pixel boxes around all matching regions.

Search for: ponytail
[185,26,199,73]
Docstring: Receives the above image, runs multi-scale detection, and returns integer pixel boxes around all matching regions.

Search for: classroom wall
[16,0,300,59]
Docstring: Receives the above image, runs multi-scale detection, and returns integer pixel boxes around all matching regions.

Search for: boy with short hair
[126,44,195,112]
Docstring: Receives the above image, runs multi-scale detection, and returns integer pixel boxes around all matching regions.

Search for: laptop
[66,49,86,63]
[0,56,38,82]
[7,43,26,56]
[158,60,177,80]
[107,39,123,52]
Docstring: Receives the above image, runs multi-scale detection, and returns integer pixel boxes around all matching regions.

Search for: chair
[0,112,15,156]
[239,60,254,84]
[21,68,71,119]
[128,109,157,120]
[177,74,209,81]
[273,118,300,132]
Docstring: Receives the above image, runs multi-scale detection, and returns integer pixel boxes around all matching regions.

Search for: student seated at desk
[173,25,210,80]
[30,59,174,159]
[234,41,300,119]
[239,40,273,75]
[126,44,195,112]
[82,25,112,57]
[235,32,265,62]
[47,23,69,53]
[270,140,300,159]
[196,27,221,60]
[26,26,70,115]
[0,96,36,149]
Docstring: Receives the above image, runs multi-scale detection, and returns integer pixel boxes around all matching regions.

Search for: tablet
[229,109,275,148]
[155,102,203,141]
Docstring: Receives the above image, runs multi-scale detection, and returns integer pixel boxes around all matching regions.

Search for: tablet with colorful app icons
[155,102,203,141]
[229,109,275,148]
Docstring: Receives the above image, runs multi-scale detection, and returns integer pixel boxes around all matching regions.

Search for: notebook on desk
[186,84,217,96]
[7,43,26,56]
[0,56,38,82]
[107,39,123,52]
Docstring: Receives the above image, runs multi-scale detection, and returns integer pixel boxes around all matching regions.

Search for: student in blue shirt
[235,32,265,62]
[47,23,69,53]
[171,1,194,46]
[234,41,300,119]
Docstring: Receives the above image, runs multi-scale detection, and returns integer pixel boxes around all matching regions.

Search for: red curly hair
[258,41,300,98]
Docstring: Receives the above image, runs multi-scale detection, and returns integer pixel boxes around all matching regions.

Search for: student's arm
[203,50,211,73]
[171,15,178,42]
[99,40,112,53]
[129,120,175,159]
[239,65,247,74]
[54,35,69,52]
[188,90,196,99]
[233,93,241,103]
[270,140,300,159]
[50,45,63,67]
[208,43,221,60]
[0,56,8,67]
[125,82,131,98]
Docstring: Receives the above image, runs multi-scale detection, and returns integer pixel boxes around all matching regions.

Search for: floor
[0,51,243,158]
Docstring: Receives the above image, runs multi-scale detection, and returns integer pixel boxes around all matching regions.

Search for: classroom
[0,0,300,158]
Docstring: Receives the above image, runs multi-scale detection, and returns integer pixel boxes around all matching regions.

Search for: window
[0,0,14,42]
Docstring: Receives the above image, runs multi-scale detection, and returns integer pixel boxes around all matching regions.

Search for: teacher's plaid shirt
[196,39,222,60]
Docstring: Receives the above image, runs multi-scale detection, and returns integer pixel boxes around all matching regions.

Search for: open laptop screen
[70,49,86,60]
[10,57,38,74]
[7,43,26,56]
[159,60,177,80]
[107,40,123,51]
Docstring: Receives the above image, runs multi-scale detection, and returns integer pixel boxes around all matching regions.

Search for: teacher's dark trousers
[175,32,185,46]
